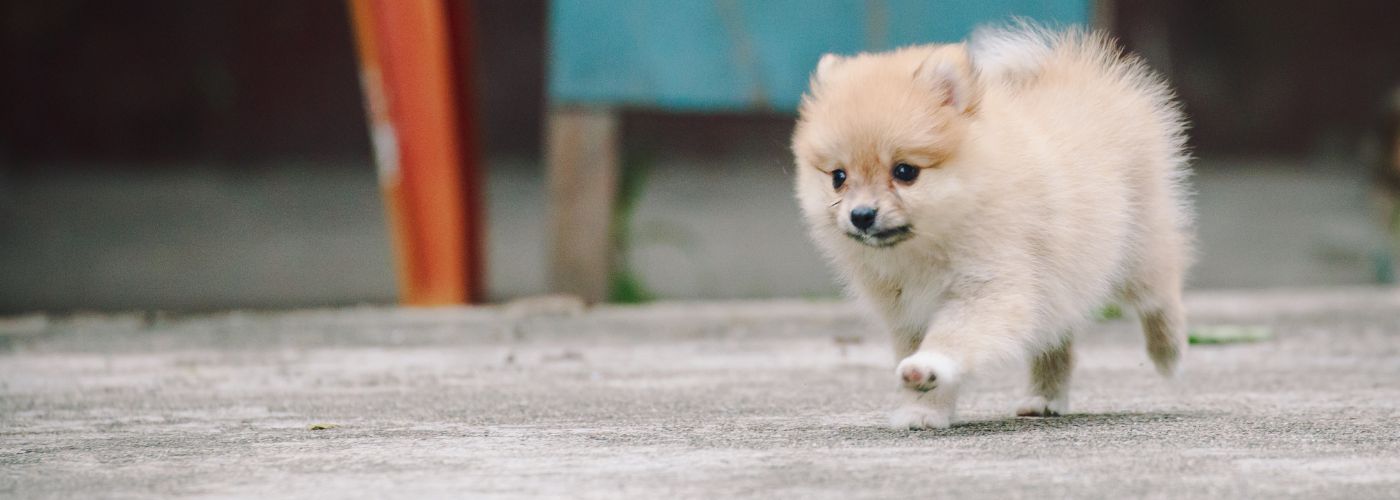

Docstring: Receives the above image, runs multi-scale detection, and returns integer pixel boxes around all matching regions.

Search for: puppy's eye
[892,163,919,183]
[832,169,847,190]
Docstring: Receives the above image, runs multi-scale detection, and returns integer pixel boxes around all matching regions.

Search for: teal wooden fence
[549,0,1091,112]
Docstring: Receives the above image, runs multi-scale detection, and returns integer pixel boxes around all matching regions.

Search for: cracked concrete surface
[2,289,1399,498]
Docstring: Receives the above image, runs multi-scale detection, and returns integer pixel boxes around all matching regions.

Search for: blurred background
[1,0,1398,312]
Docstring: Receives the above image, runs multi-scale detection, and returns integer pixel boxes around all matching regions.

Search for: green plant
[1094,303,1123,321]
[607,151,657,303]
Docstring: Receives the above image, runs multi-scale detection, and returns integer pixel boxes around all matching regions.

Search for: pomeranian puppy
[792,24,1193,429]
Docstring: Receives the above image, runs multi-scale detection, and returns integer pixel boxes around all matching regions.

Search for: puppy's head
[792,44,978,250]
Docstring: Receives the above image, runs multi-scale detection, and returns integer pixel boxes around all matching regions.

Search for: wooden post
[546,107,619,303]
[348,0,485,305]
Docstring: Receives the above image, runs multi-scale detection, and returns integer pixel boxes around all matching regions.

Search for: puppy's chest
[862,268,954,333]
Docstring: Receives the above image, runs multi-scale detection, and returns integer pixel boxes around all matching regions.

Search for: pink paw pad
[900,366,933,384]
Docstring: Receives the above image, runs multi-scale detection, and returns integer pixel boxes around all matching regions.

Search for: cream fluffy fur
[792,24,1193,429]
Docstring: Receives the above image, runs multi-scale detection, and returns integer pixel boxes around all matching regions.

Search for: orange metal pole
[348,0,483,305]
[444,0,485,303]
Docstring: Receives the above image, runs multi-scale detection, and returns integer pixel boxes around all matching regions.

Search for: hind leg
[1124,220,1190,376]
[1137,293,1186,377]
[1016,337,1073,417]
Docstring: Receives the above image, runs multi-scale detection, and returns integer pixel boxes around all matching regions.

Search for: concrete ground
[3,288,1399,499]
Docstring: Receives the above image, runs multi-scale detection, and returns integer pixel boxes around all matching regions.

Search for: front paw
[895,351,960,392]
[889,405,952,430]
[1014,395,1068,417]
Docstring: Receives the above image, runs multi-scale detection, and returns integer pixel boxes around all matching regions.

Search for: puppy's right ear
[813,53,843,86]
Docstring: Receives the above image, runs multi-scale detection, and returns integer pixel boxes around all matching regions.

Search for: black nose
[850,206,877,231]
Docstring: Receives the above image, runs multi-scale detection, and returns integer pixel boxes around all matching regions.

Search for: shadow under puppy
[791,23,1194,429]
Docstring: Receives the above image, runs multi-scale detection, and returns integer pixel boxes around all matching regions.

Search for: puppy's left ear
[915,49,978,114]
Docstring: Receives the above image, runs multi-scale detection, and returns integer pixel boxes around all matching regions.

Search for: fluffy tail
[967,20,1186,126]
[967,19,1058,85]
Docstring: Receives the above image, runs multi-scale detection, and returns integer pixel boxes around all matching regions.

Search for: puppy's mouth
[846,225,913,248]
